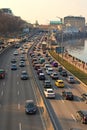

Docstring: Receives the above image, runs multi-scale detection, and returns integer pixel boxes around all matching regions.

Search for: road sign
[56,47,64,53]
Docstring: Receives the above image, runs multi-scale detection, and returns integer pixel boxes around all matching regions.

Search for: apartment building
[64,16,85,32]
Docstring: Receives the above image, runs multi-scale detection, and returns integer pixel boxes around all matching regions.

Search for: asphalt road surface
[0,45,45,130]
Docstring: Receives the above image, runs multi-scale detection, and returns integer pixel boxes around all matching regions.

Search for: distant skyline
[0,0,87,24]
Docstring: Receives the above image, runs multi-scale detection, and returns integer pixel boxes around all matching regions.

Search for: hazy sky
[0,0,87,24]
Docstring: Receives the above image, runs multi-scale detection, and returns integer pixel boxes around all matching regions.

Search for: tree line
[0,12,30,34]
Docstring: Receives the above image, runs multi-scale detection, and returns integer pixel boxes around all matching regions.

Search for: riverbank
[49,50,87,85]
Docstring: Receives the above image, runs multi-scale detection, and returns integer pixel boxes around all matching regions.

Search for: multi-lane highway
[0,42,45,130]
[0,33,87,130]
[28,37,87,130]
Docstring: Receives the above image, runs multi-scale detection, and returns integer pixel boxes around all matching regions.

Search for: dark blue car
[11,64,17,70]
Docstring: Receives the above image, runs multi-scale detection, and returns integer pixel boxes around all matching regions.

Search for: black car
[21,71,28,80]
[81,93,87,103]
[11,58,16,63]
[76,110,87,124]
[11,64,17,70]
[44,80,52,88]
[25,100,37,114]
[62,91,73,100]
[60,70,68,77]
[58,66,63,72]
[38,73,45,80]
[19,61,25,67]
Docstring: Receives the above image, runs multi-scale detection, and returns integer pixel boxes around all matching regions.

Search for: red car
[0,69,5,79]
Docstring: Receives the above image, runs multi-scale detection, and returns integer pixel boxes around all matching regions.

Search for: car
[76,110,87,124]
[11,58,16,63]
[51,72,59,79]
[32,58,37,63]
[44,80,52,88]
[44,63,51,70]
[0,69,5,79]
[60,70,68,77]
[20,55,25,61]
[44,88,55,98]
[19,61,25,67]
[13,50,18,55]
[34,64,40,70]
[32,60,39,66]
[25,100,37,114]
[11,64,17,70]
[67,75,75,83]
[55,80,64,88]
[21,50,26,54]
[62,91,74,100]
[39,58,45,64]
[46,67,53,75]
[38,73,45,80]
[58,66,63,72]
[81,93,87,103]
[52,61,58,67]
[37,69,43,75]
[21,71,29,80]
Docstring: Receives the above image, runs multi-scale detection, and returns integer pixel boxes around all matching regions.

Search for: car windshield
[26,102,35,108]
[22,71,27,75]
[59,81,63,84]
[48,90,53,93]
[67,92,72,95]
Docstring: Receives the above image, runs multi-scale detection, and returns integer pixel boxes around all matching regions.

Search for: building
[64,16,85,32]
[0,8,13,15]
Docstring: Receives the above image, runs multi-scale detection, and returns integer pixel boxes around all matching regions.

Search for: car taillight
[83,116,87,121]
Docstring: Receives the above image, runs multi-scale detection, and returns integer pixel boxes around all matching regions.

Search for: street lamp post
[56,16,64,59]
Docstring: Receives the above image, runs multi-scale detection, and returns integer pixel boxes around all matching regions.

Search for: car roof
[47,67,53,70]
[57,80,63,82]
[45,80,51,82]
[46,88,53,91]
[39,73,44,75]
[22,70,27,73]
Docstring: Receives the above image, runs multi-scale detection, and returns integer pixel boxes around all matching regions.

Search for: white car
[44,88,55,98]
[46,67,53,75]
[67,75,75,83]
[13,50,18,55]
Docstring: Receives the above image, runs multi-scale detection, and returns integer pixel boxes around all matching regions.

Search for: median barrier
[27,46,55,130]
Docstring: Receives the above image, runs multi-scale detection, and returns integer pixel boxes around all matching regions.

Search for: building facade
[64,16,85,32]
[0,8,13,15]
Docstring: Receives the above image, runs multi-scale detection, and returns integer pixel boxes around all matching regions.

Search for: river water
[63,39,87,63]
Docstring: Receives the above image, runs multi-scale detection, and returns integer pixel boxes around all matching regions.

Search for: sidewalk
[62,52,87,74]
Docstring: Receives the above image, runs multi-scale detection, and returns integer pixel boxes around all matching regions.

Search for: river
[63,39,87,63]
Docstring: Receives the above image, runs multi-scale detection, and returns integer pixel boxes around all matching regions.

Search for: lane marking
[17,81,19,85]
[61,99,64,103]
[18,104,20,110]
[3,82,5,86]
[17,74,19,77]
[1,90,3,96]
[71,114,76,121]
[19,122,21,130]
[17,91,19,95]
